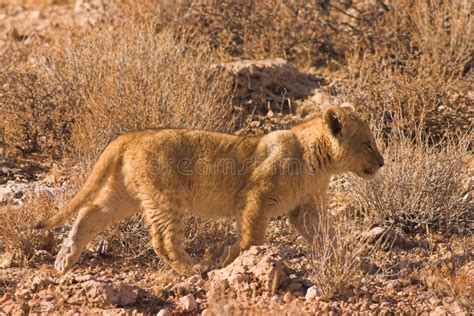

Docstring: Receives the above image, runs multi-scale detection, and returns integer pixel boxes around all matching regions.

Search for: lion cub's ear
[323,107,343,137]
[340,102,356,112]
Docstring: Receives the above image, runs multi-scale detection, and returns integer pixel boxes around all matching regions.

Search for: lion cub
[35,106,384,275]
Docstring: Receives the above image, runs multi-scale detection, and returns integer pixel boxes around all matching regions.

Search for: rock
[305,286,323,301]
[1,301,30,315]
[0,251,15,268]
[361,226,417,250]
[77,281,139,306]
[38,301,55,313]
[180,294,197,311]
[214,58,322,115]
[207,246,292,296]
[60,274,141,307]
[0,182,64,205]
[30,274,53,291]
[157,309,172,316]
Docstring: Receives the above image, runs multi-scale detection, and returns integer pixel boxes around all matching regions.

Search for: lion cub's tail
[34,144,119,230]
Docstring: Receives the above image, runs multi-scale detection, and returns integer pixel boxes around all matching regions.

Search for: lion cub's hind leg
[143,196,208,275]
[55,185,139,274]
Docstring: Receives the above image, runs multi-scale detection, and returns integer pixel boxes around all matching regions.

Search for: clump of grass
[307,211,376,299]
[43,27,236,162]
[347,132,471,236]
[0,193,58,259]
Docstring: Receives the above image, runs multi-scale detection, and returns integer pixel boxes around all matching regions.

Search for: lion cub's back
[117,129,260,215]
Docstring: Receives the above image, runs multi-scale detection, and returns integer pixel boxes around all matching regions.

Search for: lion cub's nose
[379,160,384,168]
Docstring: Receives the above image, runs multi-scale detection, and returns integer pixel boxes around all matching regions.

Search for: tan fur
[35,106,384,275]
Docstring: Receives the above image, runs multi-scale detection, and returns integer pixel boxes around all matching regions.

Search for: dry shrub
[0,39,74,159]
[156,0,385,68]
[347,132,472,236]
[308,212,376,299]
[340,0,473,138]
[43,27,236,161]
[0,193,57,259]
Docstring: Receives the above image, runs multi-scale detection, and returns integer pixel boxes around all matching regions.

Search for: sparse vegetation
[347,132,472,235]
[0,193,57,259]
[0,0,472,314]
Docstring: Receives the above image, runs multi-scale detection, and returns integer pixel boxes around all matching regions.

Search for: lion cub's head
[323,105,384,179]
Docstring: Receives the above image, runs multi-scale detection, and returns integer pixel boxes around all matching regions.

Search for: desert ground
[0,1,472,315]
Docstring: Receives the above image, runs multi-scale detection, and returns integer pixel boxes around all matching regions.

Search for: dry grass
[44,27,236,162]
[339,0,473,138]
[307,212,376,300]
[155,0,388,69]
[0,193,57,259]
[0,3,472,309]
[347,132,472,236]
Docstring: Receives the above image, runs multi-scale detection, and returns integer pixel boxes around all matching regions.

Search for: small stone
[305,286,323,301]
[180,294,197,311]
[157,309,172,316]
[0,252,15,268]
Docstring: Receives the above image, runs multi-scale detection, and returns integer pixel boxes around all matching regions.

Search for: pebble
[157,309,172,316]
[305,286,323,301]
[180,294,197,311]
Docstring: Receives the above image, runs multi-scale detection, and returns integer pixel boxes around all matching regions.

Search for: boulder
[361,226,417,250]
[214,58,323,115]
[207,246,292,297]
[58,274,141,308]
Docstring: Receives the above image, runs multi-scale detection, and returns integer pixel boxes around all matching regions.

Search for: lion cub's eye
[365,142,373,151]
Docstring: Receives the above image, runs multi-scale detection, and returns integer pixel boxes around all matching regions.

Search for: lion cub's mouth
[363,168,377,176]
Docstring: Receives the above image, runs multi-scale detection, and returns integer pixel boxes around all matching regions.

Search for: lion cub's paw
[54,241,76,274]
